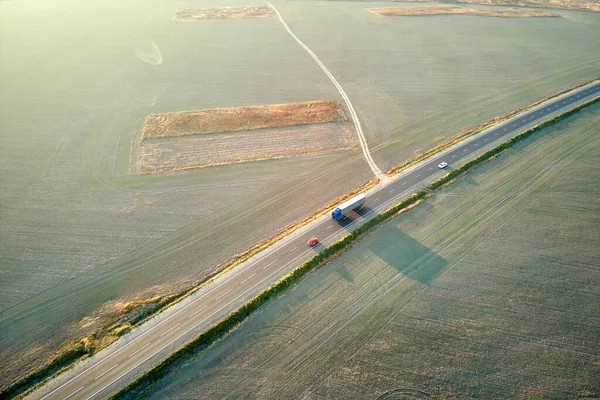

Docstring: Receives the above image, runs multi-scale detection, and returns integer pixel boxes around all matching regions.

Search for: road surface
[28,81,599,400]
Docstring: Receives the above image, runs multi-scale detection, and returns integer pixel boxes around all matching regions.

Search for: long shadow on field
[335,206,375,230]
[336,265,354,283]
[368,226,446,285]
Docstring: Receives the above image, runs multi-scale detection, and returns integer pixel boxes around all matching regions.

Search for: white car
[438,162,448,169]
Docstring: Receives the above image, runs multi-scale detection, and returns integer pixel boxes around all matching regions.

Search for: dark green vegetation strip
[111,94,599,400]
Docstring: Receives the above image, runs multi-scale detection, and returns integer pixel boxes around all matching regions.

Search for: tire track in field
[301,118,600,398]
[264,0,384,179]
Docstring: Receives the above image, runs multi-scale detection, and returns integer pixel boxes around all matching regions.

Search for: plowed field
[140,122,356,173]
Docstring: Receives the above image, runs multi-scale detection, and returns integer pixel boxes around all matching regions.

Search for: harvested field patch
[140,122,356,173]
[368,5,559,17]
[173,7,275,21]
[141,101,347,140]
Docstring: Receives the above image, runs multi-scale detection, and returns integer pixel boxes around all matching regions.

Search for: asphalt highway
[29,81,599,400]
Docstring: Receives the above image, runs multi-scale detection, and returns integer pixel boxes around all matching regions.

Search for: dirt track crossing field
[139,103,600,399]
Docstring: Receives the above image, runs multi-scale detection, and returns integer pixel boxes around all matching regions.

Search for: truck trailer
[331,193,366,221]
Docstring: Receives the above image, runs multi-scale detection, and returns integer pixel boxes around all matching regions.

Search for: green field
[140,104,600,399]
[277,1,600,170]
[1,0,599,387]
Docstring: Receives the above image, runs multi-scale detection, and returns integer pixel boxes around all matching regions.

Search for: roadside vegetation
[0,178,378,400]
[109,96,600,400]
[1,294,190,400]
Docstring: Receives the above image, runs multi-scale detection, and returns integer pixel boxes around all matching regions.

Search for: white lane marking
[84,247,321,400]
[215,288,233,300]
[47,85,598,400]
[389,189,394,193]
[327,225,334,229]
[473,144,478,147]
[290,246,298,252]
[40,223,306,399]
[452,155,457,158]
[128,343,150,358]
[463,148,468,152]
[374,197,380,202]
[503,128,508,131]
[428,168,433,171]
[484,138,488,141]
[83,85,599,398]
[159,323,181,338]
[188,305,207,319]
[262,259,278,269]
[240,273,256,284]
[63,386,84,400]
[94,364,118,380]
[264,1,382,178]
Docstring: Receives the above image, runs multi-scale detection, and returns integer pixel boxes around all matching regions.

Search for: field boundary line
[264,0,383,179]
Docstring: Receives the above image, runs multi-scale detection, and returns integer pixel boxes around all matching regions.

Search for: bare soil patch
[141,101,347,140]
[140,122,356,173]
[399,0,600,13]
[369,5,559,17]
[174,6,275,21]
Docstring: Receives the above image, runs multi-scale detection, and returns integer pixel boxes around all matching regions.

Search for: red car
[307,237,319,247]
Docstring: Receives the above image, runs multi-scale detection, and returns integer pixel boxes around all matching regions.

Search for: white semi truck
[331,194,366,220]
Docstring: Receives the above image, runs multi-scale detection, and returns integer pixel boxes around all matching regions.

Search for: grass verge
[1,294,188,400]
[110,94,599,400]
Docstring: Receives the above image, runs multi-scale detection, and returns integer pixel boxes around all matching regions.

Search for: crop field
[141,105,600,399]
[2,0,600,389]
[281,1,600,170]
[368,5,559,18]
[174,6,274,21]
[140,122,356,173]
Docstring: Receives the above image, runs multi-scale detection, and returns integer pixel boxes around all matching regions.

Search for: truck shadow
[334,206,376,230]
[366,224,446,285]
